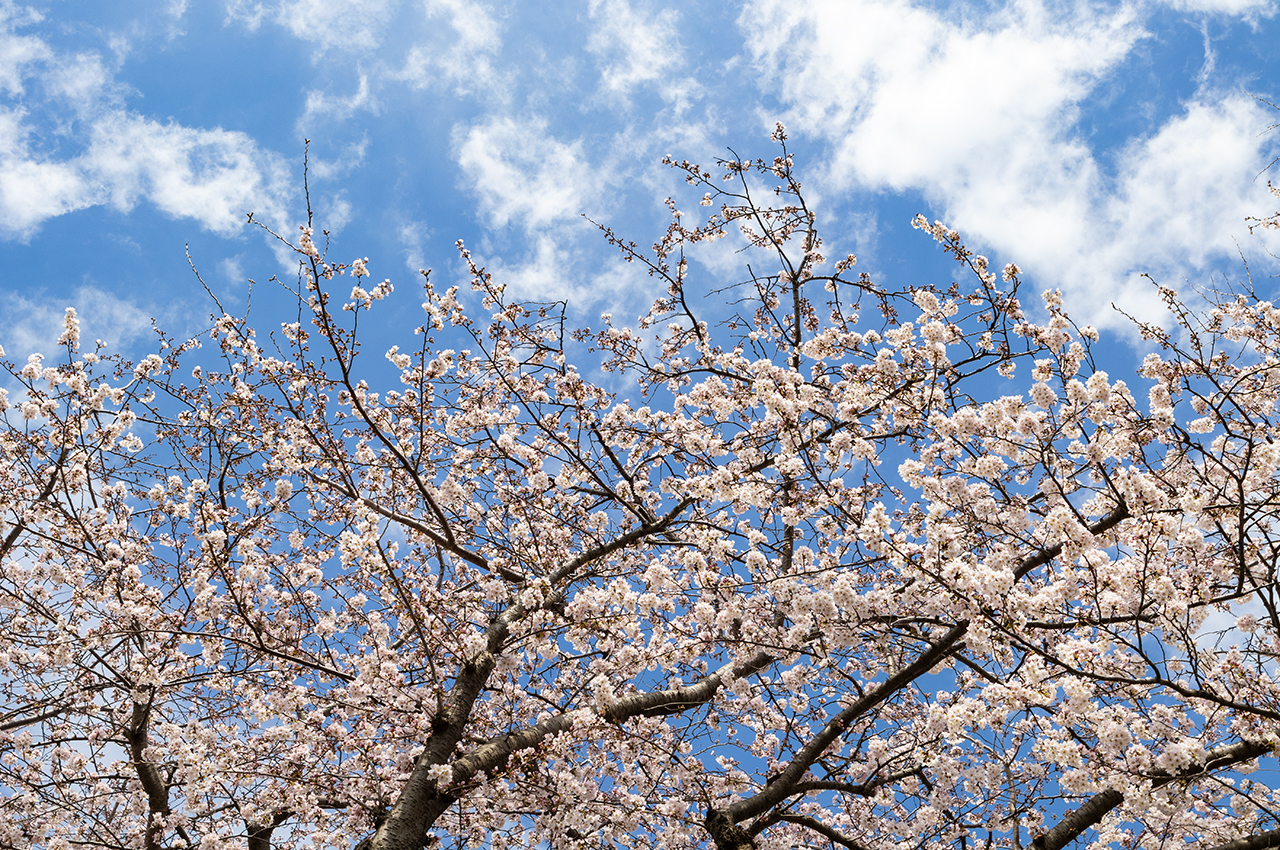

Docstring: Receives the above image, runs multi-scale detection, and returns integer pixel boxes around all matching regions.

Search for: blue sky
[1,0,1279,362]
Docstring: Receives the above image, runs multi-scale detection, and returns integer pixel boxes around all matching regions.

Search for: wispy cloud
[226,0,400,50]
[300,74,374,129]
[1160,0,1275,16]
[451,114,658,309]
[586,0,687,104]
[0,4,49,95]
[0,285,165,359]
[455,114,601,229]
[398,0,507,98]
[0,13,296,241]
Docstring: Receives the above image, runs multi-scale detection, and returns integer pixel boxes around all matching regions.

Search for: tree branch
[1032,740,1274,850]
[124,695,170,850]
[445,650,777,789]
[247,811,291,850]
[725,619,970,823]
[1206,828,1280,850]
[774,813,871,850]
[1013,501,1130,580]
[371,650,496,850]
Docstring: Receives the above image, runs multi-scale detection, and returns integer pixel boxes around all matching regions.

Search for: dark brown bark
[125,696,170,850]
[247,811,291,850]
[1032,741,1274,850]
[1031,790,1124,850]
[705,809,756,850]
[725,619,971,824]
[1013,502,1130,580]
[363,499,708,850]
[772,814,871,850]
[368,651,496,850]
[1206,828,1280,850]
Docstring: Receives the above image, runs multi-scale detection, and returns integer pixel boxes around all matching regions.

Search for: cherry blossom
[1,135,1278,850]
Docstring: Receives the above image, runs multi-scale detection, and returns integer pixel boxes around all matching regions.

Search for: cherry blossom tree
[3,128,1280,850]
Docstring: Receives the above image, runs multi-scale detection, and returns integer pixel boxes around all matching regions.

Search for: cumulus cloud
[742,0,1139,190]
[740,0,1280,322]
[1106,97,1277,271]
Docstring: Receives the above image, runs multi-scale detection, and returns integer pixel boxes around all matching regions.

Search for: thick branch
[1031,789,1124,850]
[1032,740,1274,850]
[0,459,62,561]
[247,811,291,850]
[706,809,756,850]
[364,650,778,850]
[606,650,775,719]
[1151,740,1276,786]
[1,705,74,731]
[1014,502,1130,580]
[791,768,922,797]
[371,651,496,850]
[725,619,970,823]
[447,651,776,789]
[125,697,170,850]
[775,814,871,850]
[369,497,697,850]
[545,497,695,586]
[1206,828,1280,850]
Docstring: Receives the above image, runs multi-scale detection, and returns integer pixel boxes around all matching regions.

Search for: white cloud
[226,0,508,99]
[0,5,49,95]
[481,232,657,320]
[0,14,297,241]
[483,234,575,299]
[398,0,506,97]
[455,115,600,229]
[0,286,162,359]
[227,0,400,50]
[85,114,294,237]
[1159,0,1275,16]
[1106,96,1278,272]
[397,220,431,273]
[741,0,1139,188]
[44,51,115,109]
[451,115,656,307]
[300,74,374,129]
[315,191,353,233]
[305,136,370,182]
[739,0,1280,323]
[0,110,295,241]
[0,108,94,239]
[586,0,685,101]
[219,255,245,285]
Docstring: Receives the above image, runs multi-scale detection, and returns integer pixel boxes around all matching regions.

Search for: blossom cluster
[1,140,1278,850]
